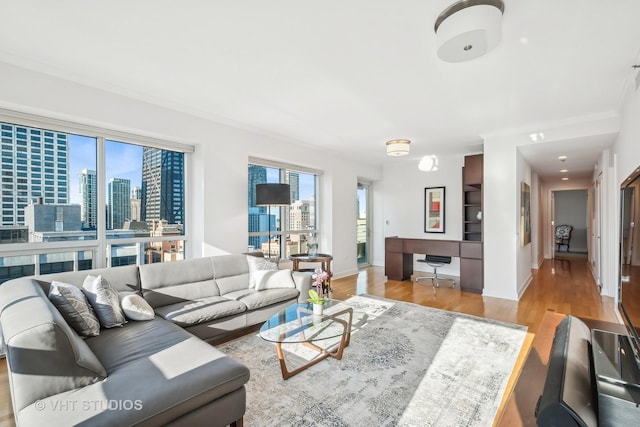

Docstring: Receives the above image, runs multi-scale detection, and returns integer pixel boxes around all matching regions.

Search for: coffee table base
[275,307,353,380]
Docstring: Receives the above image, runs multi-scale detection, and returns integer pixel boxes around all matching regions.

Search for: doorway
[357,182,370,266]
[552,189,589,261]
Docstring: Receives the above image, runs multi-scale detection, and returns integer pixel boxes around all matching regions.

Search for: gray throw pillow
[48,280,101,337]
[82,275,127,328]
[246,255,278,289]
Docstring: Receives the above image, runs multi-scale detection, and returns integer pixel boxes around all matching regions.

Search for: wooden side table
[290,253,333,296]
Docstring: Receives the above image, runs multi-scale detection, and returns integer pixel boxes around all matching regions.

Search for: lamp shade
[386,139,411,156]
[435,0,504,63]
[256,183,291,206]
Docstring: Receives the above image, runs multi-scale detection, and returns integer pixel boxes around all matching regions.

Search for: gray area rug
[218,295,527,426]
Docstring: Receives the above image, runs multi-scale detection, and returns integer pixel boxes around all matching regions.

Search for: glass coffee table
[259,300,353,380]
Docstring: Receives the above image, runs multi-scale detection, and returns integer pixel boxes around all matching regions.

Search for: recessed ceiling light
[560,169,568,173]
[558,155,567,161]
[529,132,545,142]
[562,177,569,181]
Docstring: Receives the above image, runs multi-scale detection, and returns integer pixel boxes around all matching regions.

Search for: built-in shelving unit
[461,154,483,293]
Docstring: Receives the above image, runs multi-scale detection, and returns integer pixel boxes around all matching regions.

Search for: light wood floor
[0,255,619,426]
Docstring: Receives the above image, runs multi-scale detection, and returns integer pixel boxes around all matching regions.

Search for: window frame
[248,157,321,259]
[0,109,194,270]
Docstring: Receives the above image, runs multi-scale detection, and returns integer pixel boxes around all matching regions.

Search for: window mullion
[96,137,107,268]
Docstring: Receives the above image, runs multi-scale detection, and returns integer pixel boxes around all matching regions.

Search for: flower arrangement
[312,267,329,288]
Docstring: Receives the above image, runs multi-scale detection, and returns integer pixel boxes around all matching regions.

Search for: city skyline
[68,135,143,205]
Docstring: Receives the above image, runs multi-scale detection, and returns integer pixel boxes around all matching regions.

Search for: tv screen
[619,167,640,369]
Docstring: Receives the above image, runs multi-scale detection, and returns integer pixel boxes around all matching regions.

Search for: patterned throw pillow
[48,281,101,337]
[246,255,278,289]
[82,275,127,328]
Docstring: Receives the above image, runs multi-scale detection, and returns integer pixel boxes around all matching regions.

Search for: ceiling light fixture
[560,169,568,173]
[558,155,568,161]
[529,132,545,142]
[418,155,439,171]
[386,139,411,156]
[562,177,569,181]
[434,0,505,63]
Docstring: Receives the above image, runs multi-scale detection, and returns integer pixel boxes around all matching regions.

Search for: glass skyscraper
[0,122,68,226]
[141,147,184,225]
[79,169,97,229]
[108,177,131,229]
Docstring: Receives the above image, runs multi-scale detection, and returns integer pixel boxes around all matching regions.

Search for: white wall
[381,154,465,277]
[0,61,382,279]
[482,136,520,299]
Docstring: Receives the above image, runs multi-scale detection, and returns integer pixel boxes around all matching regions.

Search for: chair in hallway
[555,225,573,252]
[414,255,455,289]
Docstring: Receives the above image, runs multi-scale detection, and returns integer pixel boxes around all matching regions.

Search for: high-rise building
[130,186,141,221]
[0,122,69,226]
[248,165,268,250]
[108,178,131,229]
[79,169,97,229]
[141,148,184,224]
[287,171,299,202]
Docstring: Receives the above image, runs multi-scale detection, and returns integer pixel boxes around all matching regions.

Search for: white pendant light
[434,0,504,63]
[386,139,411,156]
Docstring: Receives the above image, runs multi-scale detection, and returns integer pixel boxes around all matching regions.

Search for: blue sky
[68,135,142,204]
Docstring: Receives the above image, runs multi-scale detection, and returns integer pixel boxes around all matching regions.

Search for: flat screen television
[618,165,640,375]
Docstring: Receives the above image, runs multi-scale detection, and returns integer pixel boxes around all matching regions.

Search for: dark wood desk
[385,237,483,293]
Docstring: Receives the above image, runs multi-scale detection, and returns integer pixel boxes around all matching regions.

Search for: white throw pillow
[120,294,155,321]
[246,255,278,289]
[253,269,296,291]
[82,275,127,328]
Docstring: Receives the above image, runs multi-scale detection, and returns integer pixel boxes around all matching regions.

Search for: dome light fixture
[386,139,411,156]
[434,0,505,63]
[418,155,439,171]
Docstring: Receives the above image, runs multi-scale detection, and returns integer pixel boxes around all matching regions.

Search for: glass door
[357,183,370,266]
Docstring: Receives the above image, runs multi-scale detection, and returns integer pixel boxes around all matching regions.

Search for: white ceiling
[1,0,639,183]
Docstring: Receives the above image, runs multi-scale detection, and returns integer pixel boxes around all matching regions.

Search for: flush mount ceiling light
[386,139,411,156]
[418,155,439,171]
[434,0,505,63]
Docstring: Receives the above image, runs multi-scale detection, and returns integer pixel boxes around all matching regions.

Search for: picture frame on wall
[520,182,531,246]
[424,187,445,233]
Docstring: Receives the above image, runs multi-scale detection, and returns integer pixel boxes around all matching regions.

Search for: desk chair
[414,255,455,289]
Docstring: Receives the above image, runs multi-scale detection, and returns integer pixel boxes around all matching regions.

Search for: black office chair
[414,255,455,289]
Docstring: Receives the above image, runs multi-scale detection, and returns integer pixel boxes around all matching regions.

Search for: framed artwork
[424,187,445,233]
[520,182,531,246]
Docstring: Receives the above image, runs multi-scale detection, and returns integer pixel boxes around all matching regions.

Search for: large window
[248,159,319,259]
[0,114,191,283]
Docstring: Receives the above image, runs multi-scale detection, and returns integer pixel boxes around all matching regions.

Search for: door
[357,183,370,266]
[593,175,602,286]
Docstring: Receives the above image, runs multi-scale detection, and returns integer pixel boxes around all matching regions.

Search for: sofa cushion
[18,318,250,426]
[120,293,155,321]
[225,288,299,310]
[0,278,107,413]
[140,258,220,307]
[82,275,127,328]
[36,265,141,296]
[253,269,297,290]
[153,296,246,328]
[48,280,101,337]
